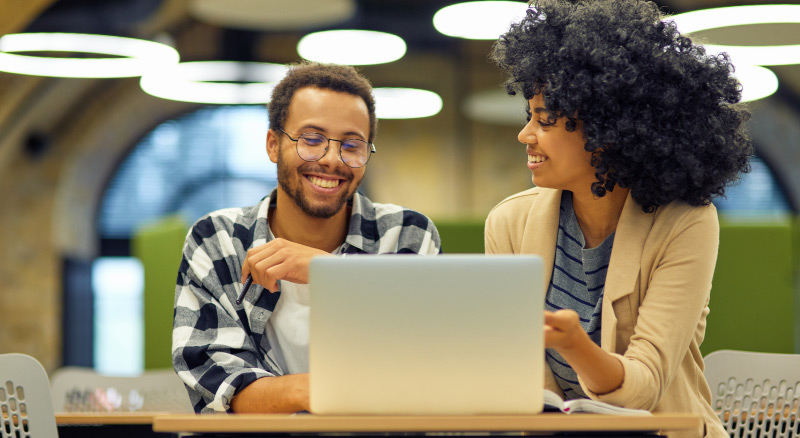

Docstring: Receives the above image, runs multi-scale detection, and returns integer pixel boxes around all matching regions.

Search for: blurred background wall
[0,0,798,374]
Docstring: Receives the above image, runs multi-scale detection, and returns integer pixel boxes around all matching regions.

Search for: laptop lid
[309,254,544,415]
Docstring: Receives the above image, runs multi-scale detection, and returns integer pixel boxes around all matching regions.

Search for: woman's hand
[544,309,587,353]
[544,309,624,395]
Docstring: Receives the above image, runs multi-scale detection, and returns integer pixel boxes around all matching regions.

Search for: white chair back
[0,353,59,438]
[704,349,800,438]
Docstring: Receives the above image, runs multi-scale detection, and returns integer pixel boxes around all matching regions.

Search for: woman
[486,0,751,436]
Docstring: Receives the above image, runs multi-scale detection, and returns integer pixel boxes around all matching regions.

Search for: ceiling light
[189,0,355,31]
[463,89,524,125]
[734,65,779,102]
[0,33,179,78]
[670,5,800,66]
[671,5,800,34]
[373,88,442,119]
[297,30,406,65]
[433,1,529,40]
[140,61,288,105]
[703,43,800,67]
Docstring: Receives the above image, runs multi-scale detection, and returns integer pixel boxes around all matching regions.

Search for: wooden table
[153,413,702,436]
[56,412,175,438]
[57,412,166,425]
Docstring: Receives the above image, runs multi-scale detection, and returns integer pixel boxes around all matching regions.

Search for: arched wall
[0,75,195,370]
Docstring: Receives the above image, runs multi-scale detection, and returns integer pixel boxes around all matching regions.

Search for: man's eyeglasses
[278,128,376,168]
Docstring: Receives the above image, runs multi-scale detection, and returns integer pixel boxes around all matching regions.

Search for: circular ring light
[463,89,524,125]
[671,5,800,66]
[297,30,406,65]
[703,43,800,67]
[433,1,529,40]
[140,61,288,105]
[0,33,179,78]
[734,65,779,102]
[671,5,800,34]
[373,88,442,119]
[189,0,356,31]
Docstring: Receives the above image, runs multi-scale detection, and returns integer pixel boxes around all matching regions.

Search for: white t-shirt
[264,227,344,374]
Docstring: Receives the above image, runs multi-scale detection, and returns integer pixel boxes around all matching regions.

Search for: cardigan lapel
[520,188,561,289]
[600,192,654,350]
[605,193,653,302]
[519,189,653,353]
[519,188,563,396]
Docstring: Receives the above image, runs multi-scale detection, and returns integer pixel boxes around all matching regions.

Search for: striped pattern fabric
[545,191,614,399]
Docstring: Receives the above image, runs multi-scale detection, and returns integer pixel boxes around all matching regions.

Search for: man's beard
[277,150,359,219]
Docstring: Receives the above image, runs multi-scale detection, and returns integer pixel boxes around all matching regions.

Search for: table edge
[152,413,703,433]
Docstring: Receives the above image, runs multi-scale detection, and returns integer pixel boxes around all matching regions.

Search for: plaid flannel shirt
[172,190,441,413]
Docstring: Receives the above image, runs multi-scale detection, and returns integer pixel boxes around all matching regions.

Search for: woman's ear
[266,129,280,164]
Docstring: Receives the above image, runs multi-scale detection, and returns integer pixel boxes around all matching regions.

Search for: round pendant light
[463,89,524,125]
[433,1,529,40]
[189,0,355,31]
[0,33,179,78]
[297,30,406,65]
[734,65,779,102]
[671,5,800,66]
[140,61,288,105]
[374,88,442,119]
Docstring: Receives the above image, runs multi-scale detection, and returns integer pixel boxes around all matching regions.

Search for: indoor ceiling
[3,0,800,114]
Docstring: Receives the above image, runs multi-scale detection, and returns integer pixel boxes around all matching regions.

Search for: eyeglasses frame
[277,128,376,168]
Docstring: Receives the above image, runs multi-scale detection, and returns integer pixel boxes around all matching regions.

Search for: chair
[0,353,59,438]
[704,350,800,438]
[50,367,193,413]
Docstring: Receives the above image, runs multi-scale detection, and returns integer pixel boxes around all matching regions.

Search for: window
[92,105,277,374]
[713,155,792,219]
[100,105,276,239]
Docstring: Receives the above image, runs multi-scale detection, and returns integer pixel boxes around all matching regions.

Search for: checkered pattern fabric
[172,190,441,413]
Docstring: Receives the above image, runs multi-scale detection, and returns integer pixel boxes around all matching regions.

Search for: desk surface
[152,413,702,434]
[56,412,166,425]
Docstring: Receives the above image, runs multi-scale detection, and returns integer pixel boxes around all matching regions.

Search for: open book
[543,389,652,415]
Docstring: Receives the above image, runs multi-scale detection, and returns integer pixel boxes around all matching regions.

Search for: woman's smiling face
[519,93,596,193]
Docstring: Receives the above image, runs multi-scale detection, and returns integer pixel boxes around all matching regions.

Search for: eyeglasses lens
[297,133,370,168]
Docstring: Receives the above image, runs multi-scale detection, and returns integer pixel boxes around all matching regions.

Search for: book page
[542,389,567,412]
[564,398,651,416]
[542,389,651,415]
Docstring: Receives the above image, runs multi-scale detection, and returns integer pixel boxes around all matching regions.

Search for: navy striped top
[545,191,615,399]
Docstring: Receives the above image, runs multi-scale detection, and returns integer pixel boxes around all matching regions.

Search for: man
[172,63,441,414]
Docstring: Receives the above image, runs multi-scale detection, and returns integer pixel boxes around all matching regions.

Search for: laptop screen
[309,254,544,415]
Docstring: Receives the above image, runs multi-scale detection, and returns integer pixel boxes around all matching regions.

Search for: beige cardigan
[485,187,726,438]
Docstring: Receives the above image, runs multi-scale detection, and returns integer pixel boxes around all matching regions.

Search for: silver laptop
[308,254,544,415]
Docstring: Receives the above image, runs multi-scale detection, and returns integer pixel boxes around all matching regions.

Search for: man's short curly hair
[269,62,377,143]
[492,0,752,212]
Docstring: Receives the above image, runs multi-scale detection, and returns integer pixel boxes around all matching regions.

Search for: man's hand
[241,238,331,291]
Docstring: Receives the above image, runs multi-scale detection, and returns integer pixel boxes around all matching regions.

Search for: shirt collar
[260,188,376,254]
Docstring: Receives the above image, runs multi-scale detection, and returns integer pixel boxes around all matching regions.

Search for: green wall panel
[702,219,794,355]
[132,215,188,370]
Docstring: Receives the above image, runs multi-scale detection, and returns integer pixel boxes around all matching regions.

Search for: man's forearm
[230,373,310,413]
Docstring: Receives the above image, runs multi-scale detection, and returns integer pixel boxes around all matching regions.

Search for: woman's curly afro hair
[492,0,753,212]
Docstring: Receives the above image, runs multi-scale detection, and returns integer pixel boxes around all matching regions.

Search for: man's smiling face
[269,86,370,219]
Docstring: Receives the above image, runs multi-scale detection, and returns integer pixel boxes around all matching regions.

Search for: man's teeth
[528,155,547,163]
[308,175,340,188]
